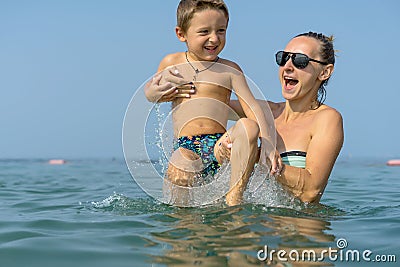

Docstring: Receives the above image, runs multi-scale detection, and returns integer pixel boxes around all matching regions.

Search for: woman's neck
[283,96,318,121]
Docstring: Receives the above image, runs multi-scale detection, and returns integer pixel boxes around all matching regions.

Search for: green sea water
[0,158,398,266]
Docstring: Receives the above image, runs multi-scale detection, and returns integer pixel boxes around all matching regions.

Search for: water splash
[140,103,309,209]
[134,80,306,209]
[245,170,304,210]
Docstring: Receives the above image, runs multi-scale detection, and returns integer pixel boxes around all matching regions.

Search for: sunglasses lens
[275,51,312,69]
[293,54,309,69]
[275,51,287,66]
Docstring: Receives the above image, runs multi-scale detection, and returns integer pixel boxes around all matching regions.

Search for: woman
[227,32,344,203]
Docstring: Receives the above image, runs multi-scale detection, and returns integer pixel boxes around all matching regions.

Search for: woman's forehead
[285,36,320,57]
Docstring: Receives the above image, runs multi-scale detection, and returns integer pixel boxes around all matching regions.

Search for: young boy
[145,0,274,206]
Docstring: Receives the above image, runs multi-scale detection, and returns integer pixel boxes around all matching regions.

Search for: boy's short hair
[177,0,229,33]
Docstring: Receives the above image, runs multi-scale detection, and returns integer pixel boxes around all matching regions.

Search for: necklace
[185,51,219,81]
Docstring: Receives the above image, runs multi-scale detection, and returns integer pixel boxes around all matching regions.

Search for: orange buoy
[386,159,400,166]
[48,159,67,165]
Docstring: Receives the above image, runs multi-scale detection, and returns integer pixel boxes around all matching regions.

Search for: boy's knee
[237,118,260,141]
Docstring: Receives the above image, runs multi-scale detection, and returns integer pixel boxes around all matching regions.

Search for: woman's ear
[175,27,186,42]
[319,64,334,81]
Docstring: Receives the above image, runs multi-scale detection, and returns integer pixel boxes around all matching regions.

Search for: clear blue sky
[1,0,399,159]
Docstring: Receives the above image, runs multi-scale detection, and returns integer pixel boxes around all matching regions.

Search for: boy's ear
[175,27,187,42]
[318,64,334,82]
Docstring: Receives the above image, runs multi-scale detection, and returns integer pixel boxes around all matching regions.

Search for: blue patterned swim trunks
[173,133,224,178]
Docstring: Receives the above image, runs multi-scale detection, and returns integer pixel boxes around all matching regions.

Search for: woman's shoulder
[315,104,343,121]
[312,104,343,132]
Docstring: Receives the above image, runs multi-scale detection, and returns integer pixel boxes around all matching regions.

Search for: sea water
[0,157,399,267]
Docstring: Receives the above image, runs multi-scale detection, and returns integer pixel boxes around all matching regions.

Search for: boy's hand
[269,149,283,176]
[257,138,282,176]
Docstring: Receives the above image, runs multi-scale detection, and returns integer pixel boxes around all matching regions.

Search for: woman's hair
[295,32,335,106]
[177,0,229,33]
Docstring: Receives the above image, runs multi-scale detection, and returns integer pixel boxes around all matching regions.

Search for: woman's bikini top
[280,151,307,168]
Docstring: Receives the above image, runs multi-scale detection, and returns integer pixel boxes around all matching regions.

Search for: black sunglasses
[275,51,328,69]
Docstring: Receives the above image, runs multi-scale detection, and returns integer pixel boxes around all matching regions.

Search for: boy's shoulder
[158,52,185,71]
[218,58,242,73]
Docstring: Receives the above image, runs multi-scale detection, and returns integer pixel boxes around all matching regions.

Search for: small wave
[349,204,400,218]
[0,230,48,246]
[88,193,176,215]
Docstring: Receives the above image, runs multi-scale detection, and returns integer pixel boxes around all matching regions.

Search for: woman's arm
[277,108,344,202]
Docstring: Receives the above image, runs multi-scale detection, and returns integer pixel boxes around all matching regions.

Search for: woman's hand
[144,67,196,103]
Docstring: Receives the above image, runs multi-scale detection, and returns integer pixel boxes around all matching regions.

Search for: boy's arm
[229,62,276,167]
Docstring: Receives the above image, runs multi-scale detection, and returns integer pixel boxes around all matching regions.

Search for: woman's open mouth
[284,76,299,90]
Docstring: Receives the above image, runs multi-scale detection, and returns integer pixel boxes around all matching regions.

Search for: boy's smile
[205,45,218,53]
[177,9,228,61]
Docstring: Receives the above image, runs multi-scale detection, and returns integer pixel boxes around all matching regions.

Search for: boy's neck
[185,51,219,81]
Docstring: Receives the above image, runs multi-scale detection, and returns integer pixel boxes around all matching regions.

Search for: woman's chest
[275,118,314,151]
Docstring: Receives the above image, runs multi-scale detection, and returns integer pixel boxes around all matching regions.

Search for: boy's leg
[214,118,260,206]
[164,147,203,206]
[166,147,203,186]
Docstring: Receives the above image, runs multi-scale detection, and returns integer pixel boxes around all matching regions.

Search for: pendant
[193,69,199,81]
